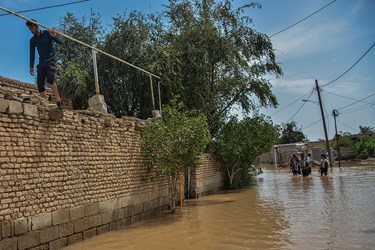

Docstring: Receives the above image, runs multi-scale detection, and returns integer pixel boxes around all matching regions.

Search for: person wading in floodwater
[26,19,64,108]
[320,154,329,176]
[305,153,312,176]
[290,154,299,176]
[300,153,309,177]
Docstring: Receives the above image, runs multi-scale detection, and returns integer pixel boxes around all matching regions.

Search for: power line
[337,121,358,133]
[286,89,314,122]
[340,102,375,114]
[303,93,375,130]
[337,92,375,111]
[269,0,336,38]
[0,0,90,17]
[321,42,375,87]
[270,90,313,116]
[323,90,374,105]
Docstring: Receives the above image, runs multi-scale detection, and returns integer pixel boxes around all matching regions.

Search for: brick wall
[191,154,223,197]
[0,76,223,249]
[0,76,72,109]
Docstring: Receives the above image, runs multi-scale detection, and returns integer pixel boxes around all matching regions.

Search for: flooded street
[64,165,375,250]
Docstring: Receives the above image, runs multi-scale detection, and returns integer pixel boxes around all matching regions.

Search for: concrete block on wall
[0,237,17,250]
[98,200,114,214]
[120,196,131,208]
[7,100,23,114]
[31,213,52,231]
[58,222,74,238]
[73,217,90,233]
[124,206,135,218]
[1,221,13,238]
[67,233,82,246]
[48,238,67,250]
[131,194,141,205]
[22,103,38,117]
[87,214,102,229]
[113,209,125,221]
[141,192,149,203]
[14,218,29,235]
[40,226,58,244]
[97,224,110,235]
[52,209,70,225]
[83,228,97,240]
[102,211,114,225]
[85,203,99,217]
[0,98,9,113]
[18,231,40,250]
[70,206,85,221]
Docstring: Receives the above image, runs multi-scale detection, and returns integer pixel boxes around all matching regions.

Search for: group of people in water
[290,153,329,177]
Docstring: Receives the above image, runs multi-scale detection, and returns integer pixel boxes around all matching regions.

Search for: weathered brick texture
[191,154,223,197]
[0,76,222,249]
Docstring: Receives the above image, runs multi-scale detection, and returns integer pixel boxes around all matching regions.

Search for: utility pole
[333,109,341,167]
[315,80,333,167]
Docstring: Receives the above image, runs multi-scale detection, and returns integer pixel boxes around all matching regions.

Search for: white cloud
[271,78,316,95]
[270,20,349,59]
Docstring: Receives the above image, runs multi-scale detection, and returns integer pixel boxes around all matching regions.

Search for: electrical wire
[269,0,336,38]
[303,93,374,131]
[340,102,375,114]
[303,112,332,130]
[323,90,374,105]
[321,42,375,87]
[270,90,313,116]
[0,0,90,17]
[337,120,358,133]
[337,92,375,111]
[286,89,315,122]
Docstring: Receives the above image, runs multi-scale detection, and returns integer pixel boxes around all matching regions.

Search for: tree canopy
[279,121,306,144]
[141,99,211,212]
[210,114,280,188]
[56,0,282,136]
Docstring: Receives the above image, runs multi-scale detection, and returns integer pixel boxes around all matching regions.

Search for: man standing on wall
[26,19,63,108]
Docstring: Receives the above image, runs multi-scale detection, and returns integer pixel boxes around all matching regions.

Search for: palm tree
[359,126,375,135]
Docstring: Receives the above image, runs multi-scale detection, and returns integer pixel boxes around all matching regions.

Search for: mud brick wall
[0,75,72,109]
[0,76,223,249]
[191,154,223,197]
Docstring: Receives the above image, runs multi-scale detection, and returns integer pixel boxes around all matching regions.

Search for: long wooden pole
[0,5,161,80]
[315,79,333,167]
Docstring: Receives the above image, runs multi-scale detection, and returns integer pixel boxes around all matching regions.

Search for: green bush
[354,136,375,159]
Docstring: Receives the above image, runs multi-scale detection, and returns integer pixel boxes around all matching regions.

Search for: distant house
[260,140,328,167]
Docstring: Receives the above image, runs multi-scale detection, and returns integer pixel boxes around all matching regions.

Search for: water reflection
[64,166,375,250]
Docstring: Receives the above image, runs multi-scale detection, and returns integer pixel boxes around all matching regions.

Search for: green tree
[354,135,375,159]
[56,11,104,109]
[141,99,211,213]
[55,1,281,137]
[98,11,167,118]
[160,0,282,135]
[280,121,306,144]
[210,115,280,188]
[359,125,375,135]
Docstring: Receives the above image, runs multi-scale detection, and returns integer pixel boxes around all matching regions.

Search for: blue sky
[0,0,374,141]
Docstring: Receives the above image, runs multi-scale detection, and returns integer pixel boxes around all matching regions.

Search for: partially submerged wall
[191,154,223,197]
[0,76,223,249]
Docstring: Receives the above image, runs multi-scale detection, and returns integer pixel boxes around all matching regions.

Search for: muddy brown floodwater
[64,165,375,250]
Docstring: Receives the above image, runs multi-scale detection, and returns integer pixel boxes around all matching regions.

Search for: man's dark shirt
[30,30,62,68]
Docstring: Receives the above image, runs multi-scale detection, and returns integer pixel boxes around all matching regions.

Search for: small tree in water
[210,115,280,189]
[141,99,211,213]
